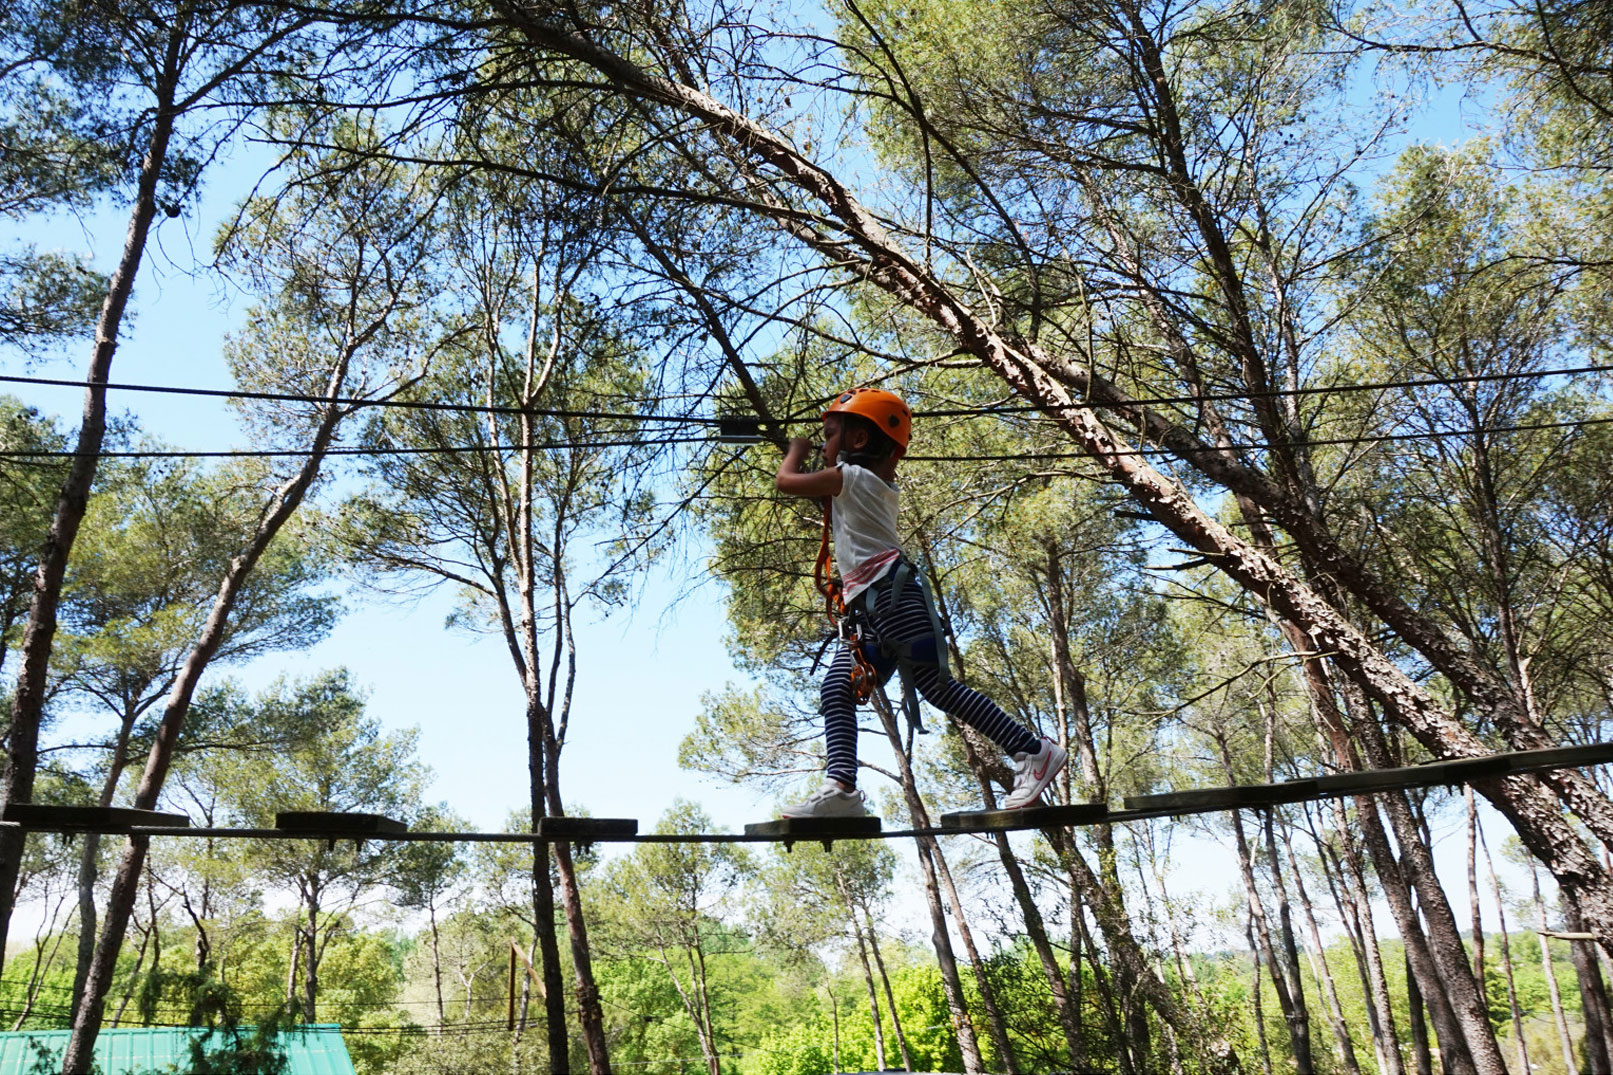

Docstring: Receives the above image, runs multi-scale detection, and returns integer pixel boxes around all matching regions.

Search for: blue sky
[0,54,1540,949]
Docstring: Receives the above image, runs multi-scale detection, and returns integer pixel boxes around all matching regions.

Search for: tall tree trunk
[71,709,139,1010]
[1320,740,1407,1075]
[1466,787,1485,988]
[285,921,300,1012]
[1318,832,1395,1074]
[527,712,570,1071]
[996,821,1088,1074]
[1561,893,1613,1073]
[1248,914,1273,1075]
[1477,821,1527,1075]
[930,838,1019,1074]
[302,882,320,1022]
[549,835,610,1074]
[1216,730,1314,1075]
[1354,791,1479,1075]
[860,902,913,1072]
[850,920,886,1073]
[1280,825,1362,1075]
[0,30,183,974]
[690,941,721,1075]
[1069,885,1084,1066]
[1075,892,1139,1075]
[1530,863,1577,1074]
[1259,806,1311,1052]
[1034,551,1100,1069]
[869,689,985,1073]
[429,901,446,1033]
[71,837,99,1018]
[541,703,609,1074]
[1352,708,1501,1075]
[1407,947,1434,1075]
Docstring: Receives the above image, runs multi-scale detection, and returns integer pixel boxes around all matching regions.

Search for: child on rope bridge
[773,387,1067,818]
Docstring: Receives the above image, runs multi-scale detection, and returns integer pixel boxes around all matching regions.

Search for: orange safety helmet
[823,388,911,449]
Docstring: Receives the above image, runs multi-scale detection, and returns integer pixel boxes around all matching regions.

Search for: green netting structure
[0,1024,356,1075]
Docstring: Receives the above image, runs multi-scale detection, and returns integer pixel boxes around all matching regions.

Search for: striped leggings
[820,575,1041,787]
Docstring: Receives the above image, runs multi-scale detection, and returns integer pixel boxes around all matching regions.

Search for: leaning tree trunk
[60,358,357,1074]
[0,35,183,974]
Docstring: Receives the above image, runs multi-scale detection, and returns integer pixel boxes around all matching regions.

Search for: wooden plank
[939,802,1108,833]
[1432,755,1516,783]
[2,804,190,832]
[1313,750,1563,799]
[536,817,638,839]
[744,817,882,842]
[275,811,407,835]
[1124,780,1319,815]
[1312,766,1428,797]
[1497,742,1613,775]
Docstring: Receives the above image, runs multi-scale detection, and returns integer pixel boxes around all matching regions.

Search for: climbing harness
[812,497,948,736]
[813,498,882,703]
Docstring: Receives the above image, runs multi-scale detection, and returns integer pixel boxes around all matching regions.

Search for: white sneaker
[1003,737,1068,809]
[780,782,870,819]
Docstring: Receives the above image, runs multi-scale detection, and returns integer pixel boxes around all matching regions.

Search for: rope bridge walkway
[4,742,1609,851]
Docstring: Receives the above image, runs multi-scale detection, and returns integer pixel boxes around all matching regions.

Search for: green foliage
[0,250,106,356]
[0,398,69,672]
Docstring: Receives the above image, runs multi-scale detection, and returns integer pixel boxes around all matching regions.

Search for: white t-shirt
[832,462,902,603]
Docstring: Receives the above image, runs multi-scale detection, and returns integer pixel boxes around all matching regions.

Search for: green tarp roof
[0,1024,357,1075]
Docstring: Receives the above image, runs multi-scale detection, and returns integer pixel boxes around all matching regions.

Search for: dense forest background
[4,0,1613,1071]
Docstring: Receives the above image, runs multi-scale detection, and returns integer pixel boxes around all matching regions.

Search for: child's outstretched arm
[775,437,844,499]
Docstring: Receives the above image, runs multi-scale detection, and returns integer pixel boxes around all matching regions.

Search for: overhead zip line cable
[0,435,720,460]
[783,361,1613,423]
[0,373,730,427]
[3,414,1610,462]
[3,361,1608,430]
